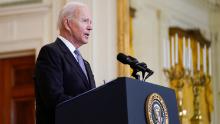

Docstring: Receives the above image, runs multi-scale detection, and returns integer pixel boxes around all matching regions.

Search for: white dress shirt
[58,35,78,62]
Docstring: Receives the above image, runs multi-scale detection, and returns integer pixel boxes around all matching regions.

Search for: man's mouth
[84,33,89,37]
[83,33,90,39]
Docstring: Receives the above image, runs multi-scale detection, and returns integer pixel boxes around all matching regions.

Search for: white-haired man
[34,2,95,124]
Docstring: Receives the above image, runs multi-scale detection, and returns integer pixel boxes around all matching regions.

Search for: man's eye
[81,19,89,23]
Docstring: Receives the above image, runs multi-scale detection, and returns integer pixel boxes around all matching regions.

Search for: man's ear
[64,19,71,32]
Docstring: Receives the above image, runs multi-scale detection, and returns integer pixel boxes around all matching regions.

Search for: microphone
[117,53,154,81]
[117,53,152,73]
[117,53,133,65]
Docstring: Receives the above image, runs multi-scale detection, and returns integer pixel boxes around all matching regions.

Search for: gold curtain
[129,7,136,57]
[191,38,213,124]
[169,28,213,124]
[117,0,131,77]
[169,35,194,124]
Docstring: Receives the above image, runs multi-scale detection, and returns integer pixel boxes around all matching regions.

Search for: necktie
[74,49,88,79]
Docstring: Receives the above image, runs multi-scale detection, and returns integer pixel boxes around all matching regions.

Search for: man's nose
[87,24,92,31]
[87,20,93,31]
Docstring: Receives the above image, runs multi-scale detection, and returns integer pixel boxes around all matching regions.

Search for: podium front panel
[55,77,179,124]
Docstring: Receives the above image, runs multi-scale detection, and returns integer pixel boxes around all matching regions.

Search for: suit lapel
[84,61,96,88]
[55,38,90,88]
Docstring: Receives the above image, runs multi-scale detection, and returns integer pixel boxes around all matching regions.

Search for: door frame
[0,49,36,124]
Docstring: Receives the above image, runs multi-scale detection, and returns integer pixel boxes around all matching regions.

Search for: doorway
[0,55,35,124]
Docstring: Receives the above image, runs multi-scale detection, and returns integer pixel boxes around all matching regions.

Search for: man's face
[68,6,92,47]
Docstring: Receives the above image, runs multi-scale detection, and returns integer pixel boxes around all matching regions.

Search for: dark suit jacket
[34,38,96,124]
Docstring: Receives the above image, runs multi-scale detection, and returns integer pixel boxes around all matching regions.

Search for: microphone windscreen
[128,56,139,63]
[117,53,131,64]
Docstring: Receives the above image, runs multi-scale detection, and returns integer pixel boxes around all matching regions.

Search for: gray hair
[57,1,86,30]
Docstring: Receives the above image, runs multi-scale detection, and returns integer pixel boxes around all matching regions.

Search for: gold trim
[117,0,131,77]
[145,93,169,124]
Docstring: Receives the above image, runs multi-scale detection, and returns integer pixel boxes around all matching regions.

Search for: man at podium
[34,1,96,124]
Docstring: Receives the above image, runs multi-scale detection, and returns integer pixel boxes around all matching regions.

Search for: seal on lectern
[145,93,169,124]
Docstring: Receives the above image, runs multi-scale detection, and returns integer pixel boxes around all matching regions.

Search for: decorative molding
[0,37,41,44]
[0,37,42,53]
[169,27,211,47]
[0,0,41,7]
[0,3,51,17]
[196,0,220,11]
[132,0,210,28]
[0,49,35,59]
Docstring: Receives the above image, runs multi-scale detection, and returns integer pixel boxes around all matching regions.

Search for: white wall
[131,4,161,84]
[0,0,117,87]
[90,0,117,86]
[131,0,210,86]
[210,10,220,124]
[0,0,219,123]
[0,3,48,54]
[130,0,219,123]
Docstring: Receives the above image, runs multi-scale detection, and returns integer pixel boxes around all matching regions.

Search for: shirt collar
[58,35,76,54]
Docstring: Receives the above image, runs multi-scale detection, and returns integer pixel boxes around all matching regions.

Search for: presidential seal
[145,93,169,124]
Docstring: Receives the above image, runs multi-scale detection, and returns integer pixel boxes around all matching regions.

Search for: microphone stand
[131,62,154,81]
[131,68,140,80]
[143,71,153,81]
[131,68,152,81]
